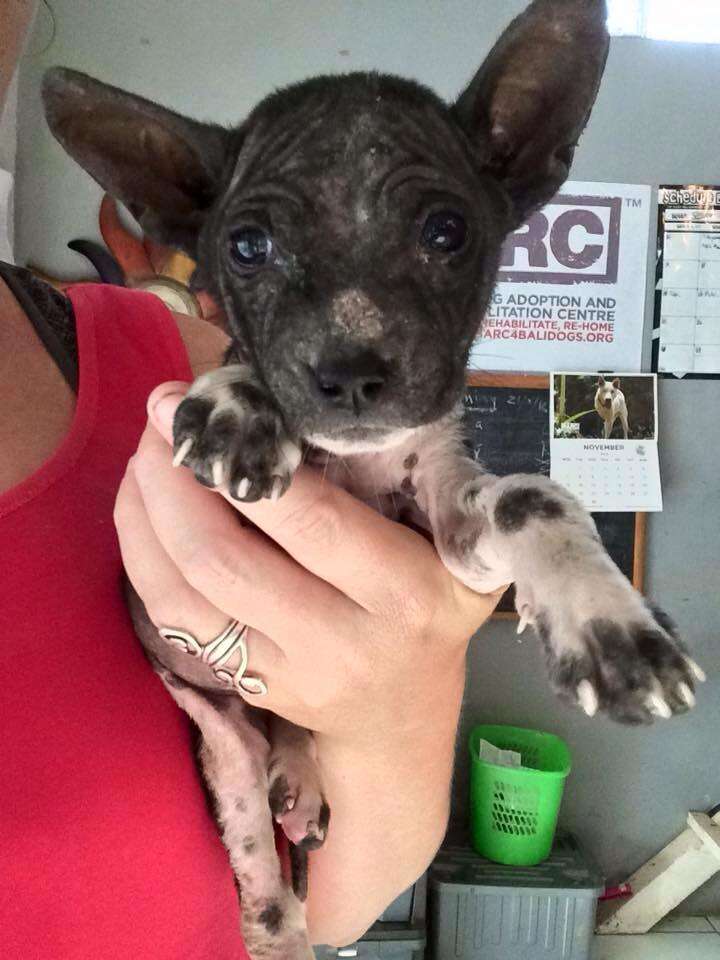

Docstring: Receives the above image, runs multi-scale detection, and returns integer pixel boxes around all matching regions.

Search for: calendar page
[654,186,720,378]
[550,373,662,512]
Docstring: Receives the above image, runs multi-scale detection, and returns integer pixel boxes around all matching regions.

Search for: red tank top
[0,285,250,959]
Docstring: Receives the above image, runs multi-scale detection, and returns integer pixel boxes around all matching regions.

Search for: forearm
[0,2,36,108]
[304,660,465,947]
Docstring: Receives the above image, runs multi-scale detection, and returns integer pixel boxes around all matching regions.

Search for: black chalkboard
[463,385,551,477]
[462,377,645,616]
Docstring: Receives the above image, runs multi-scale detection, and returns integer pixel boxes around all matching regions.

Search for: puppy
[43,1,702,956]
[595,376,629,439]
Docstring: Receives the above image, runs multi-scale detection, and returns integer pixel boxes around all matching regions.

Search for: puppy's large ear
[453,0,609,226]
[42,68,232,255]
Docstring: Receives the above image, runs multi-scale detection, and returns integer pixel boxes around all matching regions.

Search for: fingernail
[150,391,184,430]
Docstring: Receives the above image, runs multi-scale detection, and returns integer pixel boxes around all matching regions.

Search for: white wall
[0,72,18,260]
[0,72,18,173]
[15,0,720,913]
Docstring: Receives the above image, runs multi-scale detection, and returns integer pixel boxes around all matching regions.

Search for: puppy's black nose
[309,350,387,413]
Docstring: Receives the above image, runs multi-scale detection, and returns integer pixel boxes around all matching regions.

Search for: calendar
[550,372,662,512]
[654,186,720,378]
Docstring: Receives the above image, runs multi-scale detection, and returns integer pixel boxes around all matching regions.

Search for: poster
[470,182,651,373]
[550,372,662,513]
[653,185,720,379]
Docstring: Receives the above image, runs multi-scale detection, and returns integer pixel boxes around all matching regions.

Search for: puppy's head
[43,0,608,452]
[596,375,620,409]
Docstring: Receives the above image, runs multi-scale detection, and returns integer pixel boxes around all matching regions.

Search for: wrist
[318,655,466,758]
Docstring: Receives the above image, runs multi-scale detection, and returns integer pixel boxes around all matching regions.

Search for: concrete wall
[14,0,720,912]
[0,72,18,173]
[0,72,18,260]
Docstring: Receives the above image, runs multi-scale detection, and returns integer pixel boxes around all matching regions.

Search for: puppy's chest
[306,446,418,518]
[304,425,450,521]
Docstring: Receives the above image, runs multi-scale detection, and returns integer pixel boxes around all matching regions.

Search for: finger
[115,460,286,678]
[196,291,226,327]
[116,458,229,636]
[131,421,365,652]
[148,386,448,612]
[453,580,508,620]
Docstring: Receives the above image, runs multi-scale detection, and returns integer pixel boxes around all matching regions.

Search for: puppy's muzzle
[306,347,390,415]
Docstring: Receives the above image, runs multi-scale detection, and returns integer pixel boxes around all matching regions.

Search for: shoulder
[170,311,230,378]
[1,261,229,382]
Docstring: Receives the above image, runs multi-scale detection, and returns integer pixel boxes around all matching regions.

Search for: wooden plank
[633,512,647,593]
[596,830,717,934]
[596,811,720,935]
[466,371,549,389]
[687,812,720,859]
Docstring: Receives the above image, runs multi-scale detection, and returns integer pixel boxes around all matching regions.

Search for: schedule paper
[655,185,720,377]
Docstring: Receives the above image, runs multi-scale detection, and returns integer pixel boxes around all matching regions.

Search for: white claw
[686,658,707,683]
[172,438,193,467]
[236,477,251,499]
[211,460,224,487]
[517,609,532,636]
[270,476,283,502]
[577,680,599,717]
[279,438,302,473]
[678,682,696,708]
[647,693,672,719]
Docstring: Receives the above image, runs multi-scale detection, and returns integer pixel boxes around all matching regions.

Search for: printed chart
[655,186,720,377]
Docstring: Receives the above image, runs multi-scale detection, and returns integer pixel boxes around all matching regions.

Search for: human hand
[114,382,503,742]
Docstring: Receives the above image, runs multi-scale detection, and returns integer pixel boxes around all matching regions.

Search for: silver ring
[159,619,268,696]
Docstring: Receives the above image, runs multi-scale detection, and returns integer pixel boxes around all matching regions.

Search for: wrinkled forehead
[227,81,479,215]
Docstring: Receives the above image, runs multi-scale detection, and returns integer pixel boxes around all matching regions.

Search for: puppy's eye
[420,211,467,254]
[230,228,273,267]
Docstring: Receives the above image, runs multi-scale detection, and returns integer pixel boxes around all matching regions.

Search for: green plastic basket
[469,724,571,867]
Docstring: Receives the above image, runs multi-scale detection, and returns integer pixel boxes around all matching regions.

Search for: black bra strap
[0,261,78,393]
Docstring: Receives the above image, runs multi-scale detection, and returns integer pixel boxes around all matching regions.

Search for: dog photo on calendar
[553,373,657,441]
[42,0,704,956]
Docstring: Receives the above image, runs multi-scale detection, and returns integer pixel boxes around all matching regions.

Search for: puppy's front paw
[525,584,705,724]
[171,366,301,502]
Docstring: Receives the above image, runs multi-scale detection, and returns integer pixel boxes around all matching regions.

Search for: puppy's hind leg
[158,673,314,960]
[267,716,330,901]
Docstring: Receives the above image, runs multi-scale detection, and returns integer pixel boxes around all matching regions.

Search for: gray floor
[595,918,720,959]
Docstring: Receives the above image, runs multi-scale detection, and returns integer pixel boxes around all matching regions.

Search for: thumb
[453,580,508,623]
[146,382,190,443]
